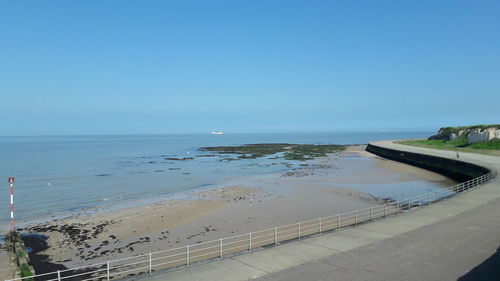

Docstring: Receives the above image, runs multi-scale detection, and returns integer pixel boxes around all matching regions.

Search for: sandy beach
[20,145,454,272]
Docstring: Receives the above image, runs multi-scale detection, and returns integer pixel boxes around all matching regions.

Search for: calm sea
[0,132,431,226]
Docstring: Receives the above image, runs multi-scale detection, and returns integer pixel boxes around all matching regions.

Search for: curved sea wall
[366,143,491,182]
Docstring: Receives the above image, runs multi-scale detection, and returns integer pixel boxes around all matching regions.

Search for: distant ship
[210,131,224,135]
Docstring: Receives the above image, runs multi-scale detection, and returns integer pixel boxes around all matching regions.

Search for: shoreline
[18,145,454,271]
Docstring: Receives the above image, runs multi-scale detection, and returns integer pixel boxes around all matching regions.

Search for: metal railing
[7,170,497,281]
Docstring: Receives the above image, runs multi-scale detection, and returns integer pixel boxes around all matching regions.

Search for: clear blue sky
[1,0,498,135]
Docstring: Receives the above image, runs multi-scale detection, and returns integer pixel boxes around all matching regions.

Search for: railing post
[427,193,431,204]
[298,223,301,239]
[58,270,61,281]
[274,227,277,245]
[337,214,340,229]
[369,207,372,220]
[249,233,252,251]
[355,211,358,225]
[186,245,190,266]
[319,218,322,234]
[149,252,152,274]
[383,204,386,217]
[219,238,223,258]
[106,260,109,281]
[397,202,400,213]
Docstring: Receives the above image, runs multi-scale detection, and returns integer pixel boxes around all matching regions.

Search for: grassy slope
[396,139,500,156]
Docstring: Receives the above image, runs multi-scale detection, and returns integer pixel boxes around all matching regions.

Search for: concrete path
[0,250,13,281]
[139,141,500,281]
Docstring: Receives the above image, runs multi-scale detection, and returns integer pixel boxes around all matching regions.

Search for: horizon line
[0,130,436,138]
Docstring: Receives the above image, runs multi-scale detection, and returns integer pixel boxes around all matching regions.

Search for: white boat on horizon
[210,131,224,135]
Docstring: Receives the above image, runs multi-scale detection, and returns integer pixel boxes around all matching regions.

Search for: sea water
[0,132,432,226]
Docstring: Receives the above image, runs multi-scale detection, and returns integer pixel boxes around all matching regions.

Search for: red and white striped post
[8,177,15,232]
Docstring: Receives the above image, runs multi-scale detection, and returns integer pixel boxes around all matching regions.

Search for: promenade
[140,140,500,281]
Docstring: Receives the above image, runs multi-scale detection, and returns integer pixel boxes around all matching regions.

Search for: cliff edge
[429,125,500,144]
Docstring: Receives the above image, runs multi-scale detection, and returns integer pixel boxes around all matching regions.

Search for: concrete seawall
[366,143,491,182]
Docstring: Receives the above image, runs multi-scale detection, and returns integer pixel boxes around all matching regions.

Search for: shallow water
[342,181,451,200]
[0,132,433,227]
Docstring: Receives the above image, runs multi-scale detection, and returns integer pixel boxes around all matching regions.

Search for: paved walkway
[139,141,500,281]
[0,250,13,281]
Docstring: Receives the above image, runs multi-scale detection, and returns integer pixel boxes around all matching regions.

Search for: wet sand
[20,145,455,270]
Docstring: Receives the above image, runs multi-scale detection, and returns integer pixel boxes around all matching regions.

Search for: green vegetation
[16,250,25,259]
[396,139,500,156]
[401,124,500,156]
[440,124,500,134]
[7,232,35,281]
[20,264,33,281]
[429,124,500,140]
[199,143,345,161]
[468,139,500,150]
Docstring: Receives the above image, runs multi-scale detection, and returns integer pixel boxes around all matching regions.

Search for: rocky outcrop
[467,128,500,144]
[428,125,500,144]
[428,128,451,140]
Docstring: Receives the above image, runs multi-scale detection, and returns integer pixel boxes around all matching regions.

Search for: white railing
[7,170,497,281]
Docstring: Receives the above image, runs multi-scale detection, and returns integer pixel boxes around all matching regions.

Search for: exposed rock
[428,125,500,144]
[468,128,500,144]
